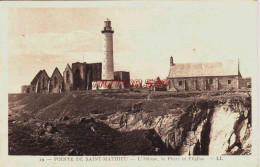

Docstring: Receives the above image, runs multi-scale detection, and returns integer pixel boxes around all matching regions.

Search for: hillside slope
[8,90,251,155]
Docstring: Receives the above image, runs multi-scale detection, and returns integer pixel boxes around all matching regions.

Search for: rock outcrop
[100,98,251,155]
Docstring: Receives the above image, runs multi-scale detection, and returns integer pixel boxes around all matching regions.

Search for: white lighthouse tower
[92,19,128,90]
[101,19,114,80]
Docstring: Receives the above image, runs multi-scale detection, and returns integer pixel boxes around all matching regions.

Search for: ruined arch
[37,81,41,93]
[66,71,70,83]
[73,68,81,90]
[42,77,45,89]
[54,77,57,88]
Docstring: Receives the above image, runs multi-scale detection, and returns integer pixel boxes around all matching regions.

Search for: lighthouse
[101,19,114,80]
[91,19,130,90]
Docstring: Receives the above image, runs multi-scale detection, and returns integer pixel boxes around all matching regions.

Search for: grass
[8,90,250,122]
[9,120,172,155]
[8,90,251,155]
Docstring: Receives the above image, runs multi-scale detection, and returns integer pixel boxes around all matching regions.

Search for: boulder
[66,149,79,155]
[60,116,69,121]
[46,125,53,133]
[78,117,95,124]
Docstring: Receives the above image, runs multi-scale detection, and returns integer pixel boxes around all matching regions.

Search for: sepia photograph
[1,1,258,166]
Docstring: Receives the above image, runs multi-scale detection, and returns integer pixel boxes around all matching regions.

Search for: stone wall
[239,78,251,88]
[22,62,103,93]
[217,76,239,90]
[168,75,239,91]
[32,71,49,93]
[72,62,87,91]
[63,65,73,93]
[21,85,33,93]
[86,63,102,90]
[114,71,130,87]
[50,69,64,93]
[69,62,102,91]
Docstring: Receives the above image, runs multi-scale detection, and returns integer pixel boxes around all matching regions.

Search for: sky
[7,1,257,93]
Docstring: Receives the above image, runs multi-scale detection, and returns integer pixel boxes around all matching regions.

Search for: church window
[209,78,213,84]
[228,80,231,84]
[54,77,57,88]
[42,77,45,88]
[179,81,182,86]
[66,71,70,83]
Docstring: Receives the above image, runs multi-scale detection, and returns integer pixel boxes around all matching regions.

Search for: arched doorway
[42,77,45,89]
[66,71,70,83]
[54,77,57,88]
[37,81,41,93]
[73,68,81,90]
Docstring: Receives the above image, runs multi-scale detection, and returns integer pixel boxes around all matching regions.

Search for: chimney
[170,56,174,66]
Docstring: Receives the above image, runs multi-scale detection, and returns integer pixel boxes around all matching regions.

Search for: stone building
[21,69,52,93]
[239,77,251,88]
[114,71,130,87]
[68,62,102,91]
[167,57,245,91]
[102,19,114,80]
[21,19,130,93]
[21,85,33,93]
[92,19,130,90]
[50,67,64,93]
[21,62,102,93]
[63,64,73,92]
[29,70,50,93]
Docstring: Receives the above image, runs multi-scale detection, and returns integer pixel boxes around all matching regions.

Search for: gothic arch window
[66,71,70,83]
[73,68,81,90]
[54,77,57,88]
[209,78,213,85]
[42,77,45,88]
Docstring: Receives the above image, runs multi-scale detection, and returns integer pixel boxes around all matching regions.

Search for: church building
[167,56,249,91]
[21,62,102,93]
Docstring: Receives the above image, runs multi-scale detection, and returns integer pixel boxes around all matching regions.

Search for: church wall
[86,63,102,90]
[72,63,87,91]
[32,71,49,93]
[63,66,73,93]
[239,78,251,88]
[41,73,49,93]
[21,85,33,93]
[22,61,110,93]
[50,71,64,93]
[89,63,102,81]
[169,78,186,91]
[196,78,206,91]
[168,76,238,92]
[217,76,238,90]
[114,71,130,87]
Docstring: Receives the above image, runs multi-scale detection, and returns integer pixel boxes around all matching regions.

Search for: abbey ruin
[21,20,251,93]
[21,20,130,93]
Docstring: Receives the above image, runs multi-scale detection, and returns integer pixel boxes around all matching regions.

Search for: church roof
[63,64,72,73]
[51,67,63,79]
[168,60,240,78]
[30,70,50,85]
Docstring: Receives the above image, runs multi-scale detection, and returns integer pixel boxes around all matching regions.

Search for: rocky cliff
[99,98,251,155]
[8,91,252,155]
